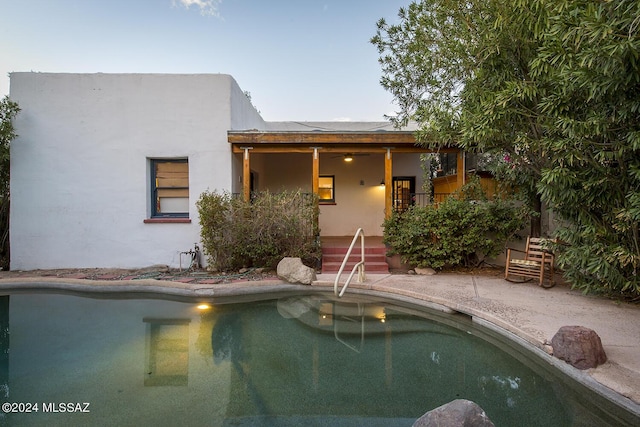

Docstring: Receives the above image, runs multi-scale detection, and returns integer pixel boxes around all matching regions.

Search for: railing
[334,228,366,298]
[393,193,451,212]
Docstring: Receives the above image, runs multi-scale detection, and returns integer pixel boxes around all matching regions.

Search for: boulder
[415,267,436,276]
[276,257,316,285]
[551,326,607,370]
[414,399,495,427]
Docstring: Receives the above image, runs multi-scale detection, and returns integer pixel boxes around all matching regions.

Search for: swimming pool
[0,290,638,426]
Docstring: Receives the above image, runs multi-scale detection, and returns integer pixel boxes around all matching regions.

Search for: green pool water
[0,292,637,426]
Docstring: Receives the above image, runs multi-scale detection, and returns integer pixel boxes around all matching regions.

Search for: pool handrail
[334,228,366,297]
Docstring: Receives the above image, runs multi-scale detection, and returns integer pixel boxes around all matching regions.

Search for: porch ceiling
[227,131,459,154]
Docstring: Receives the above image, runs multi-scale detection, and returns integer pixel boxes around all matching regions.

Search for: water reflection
[209,296,570,425]
[144,319,190,387]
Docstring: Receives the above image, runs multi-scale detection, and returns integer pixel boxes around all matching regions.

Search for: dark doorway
[392,177,415,212]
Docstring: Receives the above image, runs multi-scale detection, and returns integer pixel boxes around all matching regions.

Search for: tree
[531,0,640,298]
[371,0,549,235]
[0,96,20,269]
[373,0,640,299]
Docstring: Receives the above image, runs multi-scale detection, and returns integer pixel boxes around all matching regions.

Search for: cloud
[173,0,222,17]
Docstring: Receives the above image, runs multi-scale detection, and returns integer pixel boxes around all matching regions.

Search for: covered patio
[228,129,465,236]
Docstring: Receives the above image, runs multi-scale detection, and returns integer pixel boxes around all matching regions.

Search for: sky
[0,0,409,121]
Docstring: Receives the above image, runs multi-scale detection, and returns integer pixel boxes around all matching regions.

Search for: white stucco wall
[229,81,266,194]
[318,154,387,236]
[9,73,255,269]
[261,153,312,192]
[229,80,265,131]
[392,153,427,193]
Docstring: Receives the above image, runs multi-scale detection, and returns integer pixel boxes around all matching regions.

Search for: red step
[321,244,389,274]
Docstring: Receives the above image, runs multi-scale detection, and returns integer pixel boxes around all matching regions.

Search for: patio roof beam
[228,131,418,145]
[230,145,460,154]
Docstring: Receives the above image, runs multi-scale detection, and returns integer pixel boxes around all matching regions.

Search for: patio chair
[505,237,555,288]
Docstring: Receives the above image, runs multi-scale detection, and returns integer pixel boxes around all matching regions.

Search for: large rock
[413,399,495,427]
[276,257,316,285]
[551,326,607,370]
[415,267,436,276]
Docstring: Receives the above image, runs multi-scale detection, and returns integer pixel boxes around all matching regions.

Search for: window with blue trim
[150,159,189,218]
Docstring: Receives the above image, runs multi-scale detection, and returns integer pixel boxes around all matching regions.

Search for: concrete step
[322,253,387,262]
[321,245,389,273]
[321,246,387,255]
[321,261,390,273]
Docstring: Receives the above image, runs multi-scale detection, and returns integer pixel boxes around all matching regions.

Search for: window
[318,175,335,203]
[151,159,189,218]
[436,152,457,177]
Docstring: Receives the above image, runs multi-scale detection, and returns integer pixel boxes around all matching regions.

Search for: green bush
[383,181,529,269]
[197,190,320,271]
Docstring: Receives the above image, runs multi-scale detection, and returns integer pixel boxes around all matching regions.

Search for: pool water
[0,292,637,426]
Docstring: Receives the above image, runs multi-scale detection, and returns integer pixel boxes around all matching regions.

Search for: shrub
[383,180,529,269]
[197,190,320,271]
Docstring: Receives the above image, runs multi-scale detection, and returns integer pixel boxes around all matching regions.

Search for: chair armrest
[506,247,526,254]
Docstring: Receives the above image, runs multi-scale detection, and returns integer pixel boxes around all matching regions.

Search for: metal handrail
[334,228,366,297]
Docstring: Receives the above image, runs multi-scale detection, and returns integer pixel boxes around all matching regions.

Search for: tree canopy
[372,0,640,299]
[534,0,640,298]
[0,95,20,269]
[371,0,549,235]
[0,96,20,196]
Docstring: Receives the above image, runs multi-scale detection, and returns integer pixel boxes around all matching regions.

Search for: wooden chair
[505,237,555,288]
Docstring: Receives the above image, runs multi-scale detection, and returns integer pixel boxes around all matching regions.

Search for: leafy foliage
[371,0,548,234]
[197,190,320,271]
[0,97,19,193]
[0,96,20,269]
[531,0,640,298]
[383,179,529,269]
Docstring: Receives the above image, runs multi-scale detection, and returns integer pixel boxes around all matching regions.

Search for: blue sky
[0,0,409,121]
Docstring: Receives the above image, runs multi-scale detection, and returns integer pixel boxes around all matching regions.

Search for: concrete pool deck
[1,270,639,415]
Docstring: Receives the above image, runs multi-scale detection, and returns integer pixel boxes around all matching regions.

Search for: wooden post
[385,148,393,219]
[242,147,252,202]
[456,150,465,191]
[311,147,320,195]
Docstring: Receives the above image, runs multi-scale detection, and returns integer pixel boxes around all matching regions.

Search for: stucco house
[9,73,467,270]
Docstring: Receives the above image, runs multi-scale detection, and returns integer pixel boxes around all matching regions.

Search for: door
[392,177,415,212]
